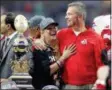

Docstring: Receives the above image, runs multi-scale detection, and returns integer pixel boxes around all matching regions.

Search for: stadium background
[1,0,110,28]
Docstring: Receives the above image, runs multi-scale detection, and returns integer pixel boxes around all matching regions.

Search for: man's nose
[65,15,68,19]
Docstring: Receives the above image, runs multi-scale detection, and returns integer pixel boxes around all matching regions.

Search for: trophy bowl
[14,14,28,33]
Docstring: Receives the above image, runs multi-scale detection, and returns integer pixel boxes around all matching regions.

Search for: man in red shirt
[56,1,105,89]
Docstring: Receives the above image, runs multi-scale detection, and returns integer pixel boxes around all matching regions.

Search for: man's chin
[67,25,72,28]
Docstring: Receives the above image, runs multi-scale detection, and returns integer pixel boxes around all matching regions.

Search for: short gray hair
[68,1,87,20]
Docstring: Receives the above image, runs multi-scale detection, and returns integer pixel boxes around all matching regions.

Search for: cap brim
[43,23,58,29]
[50,22,58,26]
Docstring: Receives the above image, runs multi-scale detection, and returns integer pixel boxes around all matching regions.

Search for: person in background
[92,14,111,90]
[0,14,7,83]
[29,17,76,89]
[28,15,45,51]
[28,15,46,39]
[0,12,18,83]
[93,14,111,61]
[0,15,7,61]
[0,15,7,40]
[28,15,45,40]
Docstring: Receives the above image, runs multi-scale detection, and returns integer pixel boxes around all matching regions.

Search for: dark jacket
[101,49,111,90]
[0,33,18,78]
[29,46,56,89]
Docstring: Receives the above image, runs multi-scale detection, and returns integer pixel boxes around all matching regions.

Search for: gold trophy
[9,15,33,89]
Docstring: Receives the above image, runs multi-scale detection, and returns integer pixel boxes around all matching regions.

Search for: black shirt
[30,46,56,89]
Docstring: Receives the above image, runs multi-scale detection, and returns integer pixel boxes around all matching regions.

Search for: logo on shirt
[49,56,56,62]
[103,34,110,40]
[81,39,87,45]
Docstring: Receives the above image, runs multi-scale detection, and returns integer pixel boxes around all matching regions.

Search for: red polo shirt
[57,27,104,85]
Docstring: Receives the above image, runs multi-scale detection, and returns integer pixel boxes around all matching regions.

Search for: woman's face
[43,24,58,45]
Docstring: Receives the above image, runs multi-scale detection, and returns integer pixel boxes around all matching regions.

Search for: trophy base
[9,73,34,89]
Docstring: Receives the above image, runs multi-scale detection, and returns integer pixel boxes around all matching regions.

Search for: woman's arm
[50,43,76,75]
[32,43,76,76]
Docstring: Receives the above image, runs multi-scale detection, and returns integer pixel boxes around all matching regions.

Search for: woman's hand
[55,43,77,68]
[62,43,77,60]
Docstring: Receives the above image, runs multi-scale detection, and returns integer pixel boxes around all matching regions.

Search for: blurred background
[1,0,111,28]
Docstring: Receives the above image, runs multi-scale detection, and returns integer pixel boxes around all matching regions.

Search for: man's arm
[94,37,105,69]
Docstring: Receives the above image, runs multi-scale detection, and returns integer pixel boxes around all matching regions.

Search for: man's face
[0,15,7,34]
[43,24,57,45]
[65,6,79,27]
[28,26,40,38]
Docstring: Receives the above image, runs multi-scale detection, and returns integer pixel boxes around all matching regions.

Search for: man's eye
[47,28,52,30]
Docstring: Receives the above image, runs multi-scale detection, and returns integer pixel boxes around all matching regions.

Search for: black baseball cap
[39,17,58,30]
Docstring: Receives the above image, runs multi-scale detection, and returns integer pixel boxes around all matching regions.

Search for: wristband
[56,60,64,68]
[56,61,61,68]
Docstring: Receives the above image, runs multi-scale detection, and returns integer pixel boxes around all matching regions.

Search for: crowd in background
[1,1,110,28]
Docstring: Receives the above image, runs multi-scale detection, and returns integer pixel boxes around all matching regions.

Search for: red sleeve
[56,30,62,43]
[94,36,105,69]
[56,30,63,55]
[56,28,66,42]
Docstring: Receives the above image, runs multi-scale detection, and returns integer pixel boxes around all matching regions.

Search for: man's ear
[76,15,82,26]
[6,24,11,30]
[77,14,83,21]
